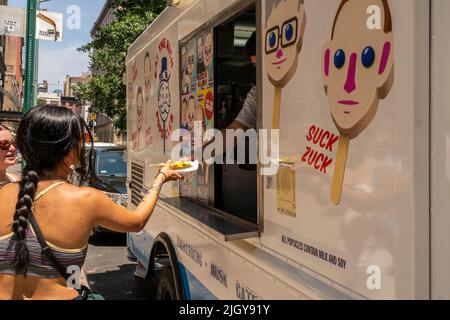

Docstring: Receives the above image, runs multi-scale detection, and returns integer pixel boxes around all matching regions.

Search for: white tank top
[5,173,17,182]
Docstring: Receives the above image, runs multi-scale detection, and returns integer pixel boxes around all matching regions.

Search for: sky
[8,0,106,92]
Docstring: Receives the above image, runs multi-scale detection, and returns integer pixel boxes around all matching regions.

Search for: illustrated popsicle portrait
[322,0,395,205]
[265,0,306,129]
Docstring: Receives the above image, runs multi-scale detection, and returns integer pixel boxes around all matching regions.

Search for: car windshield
[96,150,127,177]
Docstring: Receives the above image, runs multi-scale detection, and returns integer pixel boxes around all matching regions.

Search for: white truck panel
[260,0,429,299]
[126,0,434,300]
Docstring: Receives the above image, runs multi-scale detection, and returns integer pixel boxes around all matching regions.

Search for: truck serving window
[214,6,257,224]
[175,4,259,238]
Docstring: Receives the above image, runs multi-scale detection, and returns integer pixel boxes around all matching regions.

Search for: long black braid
[12,168,39,274]
[12,105,93,275]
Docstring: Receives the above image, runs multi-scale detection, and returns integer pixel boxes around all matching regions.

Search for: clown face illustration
[204,32,213,68]
[144,52,151,101]
[136,87,144,131]
[265,0,306,87]
[204,91,214,120]
[187,96,196,131]
[323,0,394,139]
[158,80,171,123]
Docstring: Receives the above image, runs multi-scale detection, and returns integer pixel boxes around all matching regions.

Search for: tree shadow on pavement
[87,264,157,300]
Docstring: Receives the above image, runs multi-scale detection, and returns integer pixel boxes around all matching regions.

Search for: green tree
[36,98,47,107]
[75,0,167,131]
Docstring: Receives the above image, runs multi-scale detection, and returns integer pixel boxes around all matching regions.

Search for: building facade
[60,95,77,113]
[3,35,23,111]
[37,92,60,106]
[0,0,8,109]
[63,72,89,97]
[37,80,48,94]
[90,0,115,39]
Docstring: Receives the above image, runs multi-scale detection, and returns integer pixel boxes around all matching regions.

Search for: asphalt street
[85,232,156,300]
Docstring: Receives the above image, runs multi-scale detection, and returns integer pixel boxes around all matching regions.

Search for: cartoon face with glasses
[265,0,306,129]
[265,0,306,87]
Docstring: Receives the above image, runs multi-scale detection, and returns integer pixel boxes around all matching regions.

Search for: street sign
[36,10,63,42]
[0,6,26,38]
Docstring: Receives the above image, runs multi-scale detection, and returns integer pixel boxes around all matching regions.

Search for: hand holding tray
[150,161,199,173]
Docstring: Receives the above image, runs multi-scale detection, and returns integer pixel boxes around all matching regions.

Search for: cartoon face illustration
[265,0,306,87]
[187,96,196,131]
[187,46,195,75]
[197,36,204,63]
[144,52,151,100]
[182,46,187,68]
[136,87,144,131]
[204,91,214,120]
[158,81,171,123]
[196,103,205,123]
[127,60,138,106]
[204,32,213,68]
[195,103,206,140]
[182,98,188,125]
[323,0,394,139]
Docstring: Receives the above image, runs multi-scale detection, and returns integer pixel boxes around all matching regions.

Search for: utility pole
[23,0,37,114]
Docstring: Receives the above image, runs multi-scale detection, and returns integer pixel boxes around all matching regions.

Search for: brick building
[3,35,23,111]
[0,0,8,109]
[63,72,89,97]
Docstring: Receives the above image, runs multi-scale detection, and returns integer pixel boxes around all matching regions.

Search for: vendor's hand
[160,160,184,182]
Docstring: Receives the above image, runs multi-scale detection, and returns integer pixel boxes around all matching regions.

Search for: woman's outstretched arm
[86,161,183,233]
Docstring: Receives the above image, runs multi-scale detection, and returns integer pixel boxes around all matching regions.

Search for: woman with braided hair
[0,105,183,300]
[0,125,19,188]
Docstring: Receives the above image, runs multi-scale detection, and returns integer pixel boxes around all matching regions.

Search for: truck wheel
[156,267,177,300]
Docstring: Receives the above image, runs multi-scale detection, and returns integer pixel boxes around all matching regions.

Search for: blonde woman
[0,125,18,187]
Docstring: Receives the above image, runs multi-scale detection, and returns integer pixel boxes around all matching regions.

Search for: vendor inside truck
[212,7,258,224]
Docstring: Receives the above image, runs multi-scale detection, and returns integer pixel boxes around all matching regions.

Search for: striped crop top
[0,182,88,279]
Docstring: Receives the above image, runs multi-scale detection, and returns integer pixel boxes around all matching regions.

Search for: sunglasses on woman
[0,139,15,151]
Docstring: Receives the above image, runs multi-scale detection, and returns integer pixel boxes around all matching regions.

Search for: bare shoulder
[0,183,19,222]
[0,182,19,197]
[77,185,111,205]
[48,184,106,208]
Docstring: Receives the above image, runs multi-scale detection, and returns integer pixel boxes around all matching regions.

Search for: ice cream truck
[125,0,450,299]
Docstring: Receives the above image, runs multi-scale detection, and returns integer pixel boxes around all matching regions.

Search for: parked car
[85,144,128,235]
